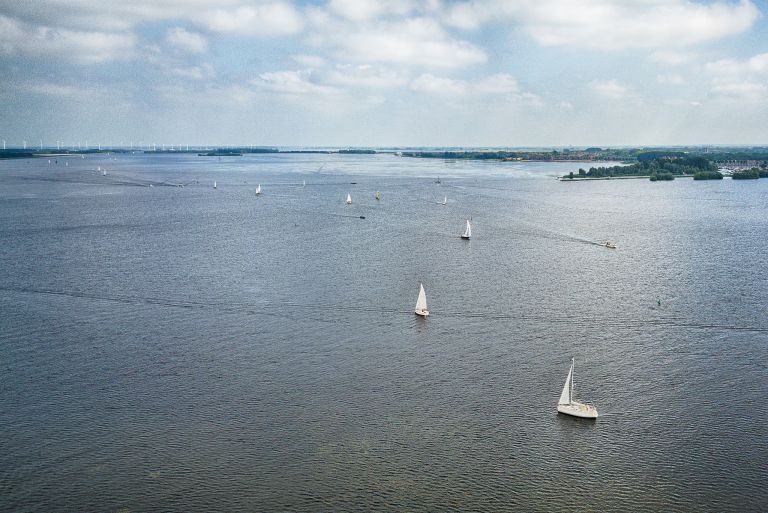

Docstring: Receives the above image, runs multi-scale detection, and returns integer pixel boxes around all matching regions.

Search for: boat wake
[2,285,767,334]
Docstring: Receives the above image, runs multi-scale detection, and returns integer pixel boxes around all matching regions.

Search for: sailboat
[414,283,429,317]
[461,219,471,240]
[442,196,447,205]
[213,180,217,189]
[255,184,261,195]
[346,193,352,205]
[557,358,598,419]
[375,191,381,200]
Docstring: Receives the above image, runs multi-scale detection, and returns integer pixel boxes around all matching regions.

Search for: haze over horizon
[2,0,768,147]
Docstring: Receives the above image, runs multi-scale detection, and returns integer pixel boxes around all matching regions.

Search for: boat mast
[570,357,574,404]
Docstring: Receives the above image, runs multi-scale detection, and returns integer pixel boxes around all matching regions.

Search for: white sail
[213,180,217,189]
[255,184,261,195]
[559,361,573,405]
[462,219,471,239]
[442,196,447,205]
[415,283,428,313]
[346,193,352,204]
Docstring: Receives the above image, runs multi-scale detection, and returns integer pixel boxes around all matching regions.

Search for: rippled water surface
[1,153,767,512]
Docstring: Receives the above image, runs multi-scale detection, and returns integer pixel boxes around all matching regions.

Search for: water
[1,153,766,512]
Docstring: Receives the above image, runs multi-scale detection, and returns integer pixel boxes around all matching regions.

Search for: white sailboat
[442,196,447,205]
[255,184,261,195]
[414,283,429,317]
[375,191,381,200]
[213,180,217,189]
[346,193,352,205]
[557,358,598,419]
[461,219,471,240]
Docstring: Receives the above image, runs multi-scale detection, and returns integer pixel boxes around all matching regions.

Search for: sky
[1,0,768,147]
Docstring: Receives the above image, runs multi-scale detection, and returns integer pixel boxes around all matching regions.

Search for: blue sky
[2,0,768,147]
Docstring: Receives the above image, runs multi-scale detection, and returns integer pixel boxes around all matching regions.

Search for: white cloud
[656,74,686,85]
[166,27,208,54]
[254,70,340,95]
[292,54,327,68]
[326,64,409,88]
[705,52,768,100]
[0,15,136,64]
[202,3,303,37]
[410,73,469,95]
[649,51,698,66]
[410,73,524,96]
[1,1,304,37]
[311,17,487,68]
[169,63,216,80]
[327,0,416,21]
[706,52,768,76]
[441,0,760,50]
[590,79,634,99]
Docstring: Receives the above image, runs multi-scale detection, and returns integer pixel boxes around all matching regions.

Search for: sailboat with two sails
[557,358,598,419]
[414,283,429,317]
[460,219,471,240]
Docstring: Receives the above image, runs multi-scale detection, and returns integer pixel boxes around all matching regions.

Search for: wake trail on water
[3,285,767,334]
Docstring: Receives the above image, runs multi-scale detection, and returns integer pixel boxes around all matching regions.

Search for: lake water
[1,153,766,512]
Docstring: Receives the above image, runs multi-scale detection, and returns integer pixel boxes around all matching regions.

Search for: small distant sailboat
[255,184,261,195]
[603,241,616,249]
[375,191,381,200]
[442,196,447,205]
[414,283,429,317]
[346,193,352,205]
[461,219,471,240]
[213,180,217,189]
[557,358,598,419]
[302,180,306,187]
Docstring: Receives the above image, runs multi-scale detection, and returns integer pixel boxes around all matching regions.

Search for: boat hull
[557,402,598,419]
[460,235,470,240]
[415,309,429,317]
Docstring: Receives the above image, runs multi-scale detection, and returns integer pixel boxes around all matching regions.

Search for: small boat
[460,219,471,240]
[557,358,598,419]
[213,180,217,189]
[415,283,429,317]
[302,180,306,187]
[375,191,381,200]
[255,184,261,195]
[604,241,616,249]
[346,193,352,205]
[442,196,447,205]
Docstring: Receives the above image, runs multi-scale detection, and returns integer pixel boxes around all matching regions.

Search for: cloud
[292,54,327,68]
[169,63,216,80]
[0,15,136,63]
[1,1,304,36]
[656,74,686,85]
[410,73,469,95]
[254,70,340,95]
[590,79,634,99]
[706,52,768,76]
[202,3,303,37]
[326,64,409,88]
[442,0,760,50]
[705,52,768,100]
[166,27,208,54]
[410,73,523,96]
[649,51,698,66]
[327,0,416,21]
[310,17,487,68]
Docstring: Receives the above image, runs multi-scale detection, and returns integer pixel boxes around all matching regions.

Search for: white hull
[557,402,598,419]
[415,309,429,317]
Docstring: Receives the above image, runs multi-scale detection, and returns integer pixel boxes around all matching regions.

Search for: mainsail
[415,283,428,312]
[559,361,573,405]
